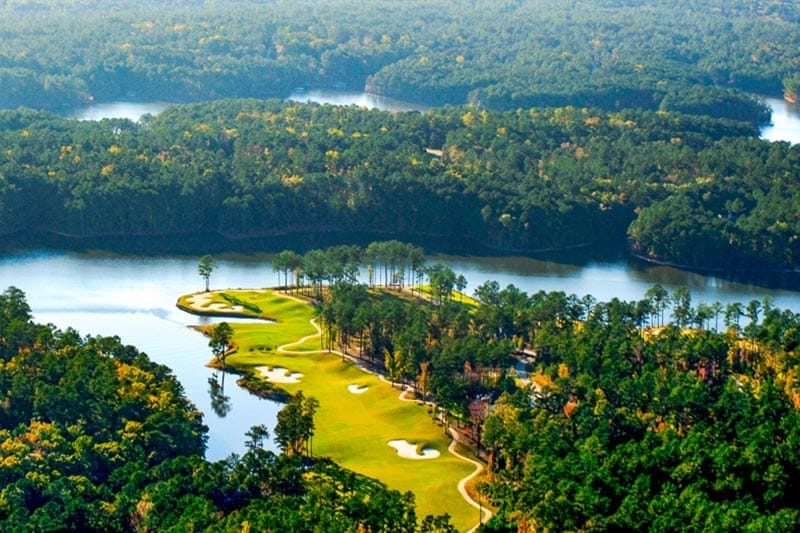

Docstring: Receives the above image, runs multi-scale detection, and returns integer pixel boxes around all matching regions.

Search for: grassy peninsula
[178,288,482,531]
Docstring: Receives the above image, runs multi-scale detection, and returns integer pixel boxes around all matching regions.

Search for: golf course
[177,289,485,531]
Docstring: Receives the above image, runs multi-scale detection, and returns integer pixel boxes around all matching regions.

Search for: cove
[760,96,800,145]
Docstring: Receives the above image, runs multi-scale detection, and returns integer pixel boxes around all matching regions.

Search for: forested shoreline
[1,0,798,123]
[1,0,799,274]
[4,0,800,531]
[0,286,454,531]
[1,99,798,272]
[285,244,800,531]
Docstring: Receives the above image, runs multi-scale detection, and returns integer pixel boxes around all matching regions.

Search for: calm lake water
[0,251,283,461]
[2,250,800,459]
[67,90,426,121]
[286,89,428,112]
[760,97,800,145]
[68,101,171,122]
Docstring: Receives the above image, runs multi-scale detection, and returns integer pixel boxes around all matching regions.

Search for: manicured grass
[179,289,478,531]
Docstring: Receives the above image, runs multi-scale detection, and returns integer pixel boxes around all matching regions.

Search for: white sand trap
[387,440,441,460]
[348,384,369,394]
[186,292,244,313]
[255,366,304,383]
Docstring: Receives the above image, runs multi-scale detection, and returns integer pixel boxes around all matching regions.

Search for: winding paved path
[276,317,324,353]
[448,429,493,531]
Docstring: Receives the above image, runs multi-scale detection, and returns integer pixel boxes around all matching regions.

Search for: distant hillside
[0,0,797,122]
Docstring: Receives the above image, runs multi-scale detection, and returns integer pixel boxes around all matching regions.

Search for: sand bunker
[186,292,244,313]
[256,366,304,383]
[348,384,369,394]
[387,440,441,460]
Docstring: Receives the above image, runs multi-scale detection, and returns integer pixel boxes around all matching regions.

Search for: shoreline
[0,227,613,263]
[630,252,800,276]
[5,228,799,278]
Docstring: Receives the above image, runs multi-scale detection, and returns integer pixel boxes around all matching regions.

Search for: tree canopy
[0,100,796,271]
[302,251,800,532]
[0,0,796,123]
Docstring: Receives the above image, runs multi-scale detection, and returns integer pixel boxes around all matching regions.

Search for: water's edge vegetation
[5,238,800,530]
[2,0,796,125]
[2,100,797,274]
[0,287,456,531]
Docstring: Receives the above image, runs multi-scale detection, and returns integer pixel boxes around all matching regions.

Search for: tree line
[1,99,797,271]
[5,240,800,530]
[0,286,455,531]
[272,240,433,296]
[307,251,800,531]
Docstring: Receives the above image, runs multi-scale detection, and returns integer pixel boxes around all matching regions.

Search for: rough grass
[404,285,480,308]
[179,289,477,531]
[220,293,261,313]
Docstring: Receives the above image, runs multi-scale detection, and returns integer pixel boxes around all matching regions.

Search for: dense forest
[0,286,454,531]
[0,0,798,122]
[1,100,798,271]
[287,244,800,531]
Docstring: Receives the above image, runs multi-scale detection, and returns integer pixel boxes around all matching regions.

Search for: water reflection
[1,250,283,461]
[208,372,232,418]
[2,248,800,457]
[431,253,800,311]
[760,97,800,145]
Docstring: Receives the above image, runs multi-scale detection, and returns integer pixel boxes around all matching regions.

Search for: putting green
[179,289,479,531]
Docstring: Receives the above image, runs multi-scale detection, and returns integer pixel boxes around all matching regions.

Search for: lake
[67,90,427,122]
[760,97,800,145]
[286,88,429,112]
[2,250,800,460]
[68,101,172,122]
[0,250,284,461]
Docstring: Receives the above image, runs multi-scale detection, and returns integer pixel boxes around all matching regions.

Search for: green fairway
[179,289,479,531]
